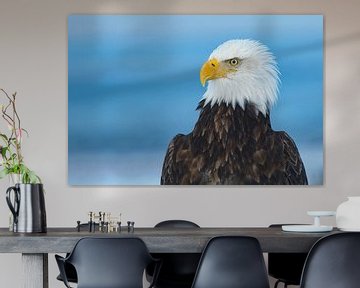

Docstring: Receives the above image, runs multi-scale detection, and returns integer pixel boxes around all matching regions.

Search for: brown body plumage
[161,100,308,185]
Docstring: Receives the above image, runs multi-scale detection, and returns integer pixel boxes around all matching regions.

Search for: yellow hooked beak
[200,58,228,86]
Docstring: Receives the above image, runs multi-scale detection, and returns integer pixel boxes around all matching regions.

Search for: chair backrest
[67,237,154,288]
[155,220,200,228]
[150,220,201,286]
[300,232,360,288]
[191,236,270,288]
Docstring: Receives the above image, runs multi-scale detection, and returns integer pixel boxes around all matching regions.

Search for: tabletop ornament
[282,211,336,232]
[0,89,46,233]
[76,211,135,233]
[336,197,360,231]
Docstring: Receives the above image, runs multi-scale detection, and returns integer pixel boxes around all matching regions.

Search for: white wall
[0,0,360,287]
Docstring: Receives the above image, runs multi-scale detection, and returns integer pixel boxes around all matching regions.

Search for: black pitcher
[6,183,47,233]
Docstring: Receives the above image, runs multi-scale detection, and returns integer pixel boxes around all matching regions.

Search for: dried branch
[0,88,40,183]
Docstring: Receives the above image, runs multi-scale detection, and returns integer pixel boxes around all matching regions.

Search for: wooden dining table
[0,226,339,288]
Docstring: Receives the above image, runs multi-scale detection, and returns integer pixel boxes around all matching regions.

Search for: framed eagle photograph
[68,15,323,186]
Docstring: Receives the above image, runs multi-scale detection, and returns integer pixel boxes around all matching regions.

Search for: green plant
[0,88,41,183]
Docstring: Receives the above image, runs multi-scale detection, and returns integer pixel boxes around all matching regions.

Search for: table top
[0,227,340,254]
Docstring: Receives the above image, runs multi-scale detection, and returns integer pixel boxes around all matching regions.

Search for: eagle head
[200,39,280,115]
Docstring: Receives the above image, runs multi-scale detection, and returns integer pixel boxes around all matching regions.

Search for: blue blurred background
[68,15,323,185]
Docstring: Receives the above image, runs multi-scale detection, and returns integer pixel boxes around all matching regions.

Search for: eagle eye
[228,57,240,67]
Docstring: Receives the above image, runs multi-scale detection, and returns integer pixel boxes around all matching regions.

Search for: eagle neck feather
[193,101,272,150]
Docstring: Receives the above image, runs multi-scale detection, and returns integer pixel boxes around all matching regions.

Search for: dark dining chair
[191,236,270,288]
[56,262,77,284]
[300,232,360,288]
[55,237,161,288]
[268,224,308,288]
[56,223,99,284]
[146,220,201,288]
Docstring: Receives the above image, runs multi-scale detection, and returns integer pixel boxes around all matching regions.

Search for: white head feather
[202,39,280,115]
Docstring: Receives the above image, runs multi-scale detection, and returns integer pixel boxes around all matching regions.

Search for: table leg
[22,253,48,288]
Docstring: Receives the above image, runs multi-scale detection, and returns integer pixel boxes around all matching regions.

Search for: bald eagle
[161,39,308,185]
